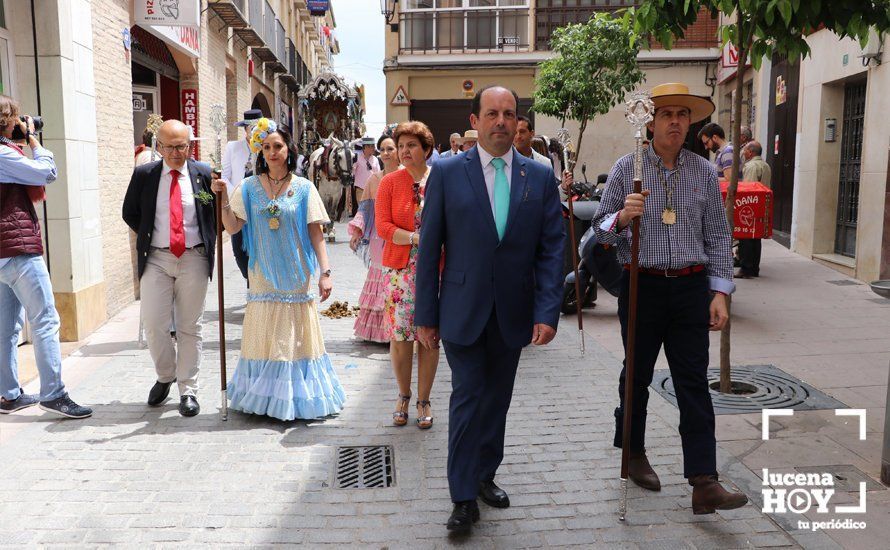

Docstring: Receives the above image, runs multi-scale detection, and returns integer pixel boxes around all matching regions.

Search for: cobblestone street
[0,225,863,548]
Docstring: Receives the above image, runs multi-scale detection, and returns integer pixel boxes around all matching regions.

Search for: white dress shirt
[221,139,252,195]
[476,145,513,220]
[151,161,202,249]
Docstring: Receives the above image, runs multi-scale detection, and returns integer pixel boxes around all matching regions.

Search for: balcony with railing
[253,1,285,68]
[232,0,264,47]
[208,0,249,28]
[534,1,718,51]
[282,39,300,89]
[399,1,530,55]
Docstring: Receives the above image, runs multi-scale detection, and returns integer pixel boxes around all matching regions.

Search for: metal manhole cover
[334,446,394,488]
[651,364,847,415]
[826,279,861,286]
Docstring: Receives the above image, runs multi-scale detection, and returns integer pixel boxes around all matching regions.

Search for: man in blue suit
[415,86,564,535]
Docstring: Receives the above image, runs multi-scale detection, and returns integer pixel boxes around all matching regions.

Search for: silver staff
[619,91,655,522]
[208,104,229,421]
[555,128,585,355]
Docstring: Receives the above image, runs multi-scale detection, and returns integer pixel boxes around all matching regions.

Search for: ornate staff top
[208,104,226,171]
[624,91,654,182]
[146,114,164,162]
[555,127,576,175]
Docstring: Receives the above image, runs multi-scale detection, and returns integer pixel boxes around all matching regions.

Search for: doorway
[835,79,866,258]
[410,98,534,153]
[132,86,158,147]
[766,54,800,247]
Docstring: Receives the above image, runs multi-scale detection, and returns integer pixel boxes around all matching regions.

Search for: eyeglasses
[158,143,190,154]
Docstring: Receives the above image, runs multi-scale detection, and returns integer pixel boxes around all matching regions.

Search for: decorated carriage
[297,72,366,241]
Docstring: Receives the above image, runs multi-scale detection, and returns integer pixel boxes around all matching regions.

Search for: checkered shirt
[593,144,735,295]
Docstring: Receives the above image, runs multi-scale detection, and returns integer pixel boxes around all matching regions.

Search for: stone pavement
[1,227,882,548]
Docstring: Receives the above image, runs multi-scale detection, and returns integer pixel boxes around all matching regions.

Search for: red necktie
[169,169,185,258]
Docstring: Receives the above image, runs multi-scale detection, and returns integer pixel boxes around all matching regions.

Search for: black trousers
[737,238,762,276]
[443,310,523,502]
[613,270,717,478]
[231,231,249,281]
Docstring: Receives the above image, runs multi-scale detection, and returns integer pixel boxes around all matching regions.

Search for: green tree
[533,12,645,159]
[634,0,890,393]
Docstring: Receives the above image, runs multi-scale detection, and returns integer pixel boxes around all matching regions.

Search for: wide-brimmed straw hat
[650,83,715,124]
[460,130,478,143]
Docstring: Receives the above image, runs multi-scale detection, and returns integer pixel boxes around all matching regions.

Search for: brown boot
[689,474,748,514]
[628,451,661,491]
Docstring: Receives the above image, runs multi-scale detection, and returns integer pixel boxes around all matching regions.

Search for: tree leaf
[778,0,792,26]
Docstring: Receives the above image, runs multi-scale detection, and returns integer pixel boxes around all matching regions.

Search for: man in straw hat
[459,129,477,152]
[221,109,263,282]
[592,83,747,514]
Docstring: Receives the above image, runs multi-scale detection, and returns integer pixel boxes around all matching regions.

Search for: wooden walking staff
[619,91,654,522]
[555,128,584,355]
[209,104,229,421]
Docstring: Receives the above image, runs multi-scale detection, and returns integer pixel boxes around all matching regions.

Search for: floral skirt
[384,246,418,342]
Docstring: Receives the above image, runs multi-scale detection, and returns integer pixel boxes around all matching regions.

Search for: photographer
[0,94,92,419]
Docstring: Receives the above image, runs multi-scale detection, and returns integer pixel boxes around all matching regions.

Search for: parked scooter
[561,168,605,314]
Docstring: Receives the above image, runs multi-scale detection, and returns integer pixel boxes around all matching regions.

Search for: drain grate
[334,446,394,488]
[651,364,847,415]
[826,279,861,286]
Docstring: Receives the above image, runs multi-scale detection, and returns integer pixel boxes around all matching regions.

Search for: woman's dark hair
[142,128,154,147]
[377,133,395,150]
[255,127,299,174]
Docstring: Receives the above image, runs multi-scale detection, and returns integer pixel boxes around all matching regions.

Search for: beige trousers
[140,247,209,397]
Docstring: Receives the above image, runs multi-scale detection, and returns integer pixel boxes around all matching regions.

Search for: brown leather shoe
[628,451,661,491]
[689,474,748,514]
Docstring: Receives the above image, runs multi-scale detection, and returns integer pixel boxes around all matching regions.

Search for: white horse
[307,135,355,242]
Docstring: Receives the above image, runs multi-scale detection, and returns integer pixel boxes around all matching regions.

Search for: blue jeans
[0,254,66,401]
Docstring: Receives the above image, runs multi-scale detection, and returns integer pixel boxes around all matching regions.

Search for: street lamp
[380,0,399,32]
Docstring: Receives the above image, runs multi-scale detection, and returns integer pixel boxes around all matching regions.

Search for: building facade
[383,0,723,177]
[2,0,337,341]
[788,29,889,283]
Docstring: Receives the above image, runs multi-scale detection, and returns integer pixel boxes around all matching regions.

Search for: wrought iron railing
[275,20,286,62]
[399,7,530,54]
[263,1,276,49]
[249,0,263,34]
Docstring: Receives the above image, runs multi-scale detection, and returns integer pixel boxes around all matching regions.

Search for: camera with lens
[10,115,44,140]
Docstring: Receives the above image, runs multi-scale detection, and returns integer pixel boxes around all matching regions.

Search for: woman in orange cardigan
[376,121,439,429]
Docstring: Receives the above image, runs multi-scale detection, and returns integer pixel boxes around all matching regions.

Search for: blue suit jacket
[415,146,565,348]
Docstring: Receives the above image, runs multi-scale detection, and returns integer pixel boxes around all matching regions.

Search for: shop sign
[308,0,330,16]
[717,42,751,84]
[144,24,201,58]
[136,0,201,27]
[182,88,199,159]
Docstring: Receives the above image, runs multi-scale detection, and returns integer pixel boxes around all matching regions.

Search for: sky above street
[331,0,387,138]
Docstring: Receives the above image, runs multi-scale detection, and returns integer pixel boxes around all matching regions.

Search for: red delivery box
[719,181,773,239]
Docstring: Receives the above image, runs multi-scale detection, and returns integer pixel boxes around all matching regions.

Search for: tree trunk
[719,32,749,394]
[575,118,588,170]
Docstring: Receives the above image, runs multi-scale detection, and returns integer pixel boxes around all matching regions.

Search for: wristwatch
[321,269,332,278]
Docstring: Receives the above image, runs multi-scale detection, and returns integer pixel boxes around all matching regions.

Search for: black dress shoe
[179,396,200,417]
[446,500,479,534]
[147,380,175,406]
[478,480,510,508]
